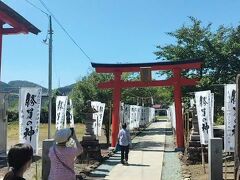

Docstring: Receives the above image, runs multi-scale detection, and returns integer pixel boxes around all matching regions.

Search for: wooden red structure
[92,59,203,149]
[0,2,40,79]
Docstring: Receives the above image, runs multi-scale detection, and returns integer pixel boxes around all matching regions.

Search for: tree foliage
[155,17,240,84]
[154,17,240,122]
[70,72,113,122]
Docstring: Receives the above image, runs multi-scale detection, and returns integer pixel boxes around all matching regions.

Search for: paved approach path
[89,120,181,180]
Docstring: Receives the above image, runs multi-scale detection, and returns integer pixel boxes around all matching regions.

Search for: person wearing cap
[48,128,83,180]
[118,123,131,165]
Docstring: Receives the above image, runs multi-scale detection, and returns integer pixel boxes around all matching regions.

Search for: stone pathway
[89,121,182,180]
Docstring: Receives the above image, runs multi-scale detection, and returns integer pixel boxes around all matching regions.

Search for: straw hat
[54,128,71,143]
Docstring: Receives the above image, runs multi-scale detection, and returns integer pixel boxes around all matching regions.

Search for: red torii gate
[0,1,41,79]
[91,59,203,149]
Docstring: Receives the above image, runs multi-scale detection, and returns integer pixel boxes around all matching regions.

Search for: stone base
[189,141,201,147]
[186,146,208,164]
[190,134,200,141]
[79,139,102,161]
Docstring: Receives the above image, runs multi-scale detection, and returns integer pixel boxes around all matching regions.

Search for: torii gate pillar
[112,72,121,147]
[173,68,184,148]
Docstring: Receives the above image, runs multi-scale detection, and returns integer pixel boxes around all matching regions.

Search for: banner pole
[48,15,53,139]
[35,160,38,180]
[201,144,206,174]
[225,152,227,180]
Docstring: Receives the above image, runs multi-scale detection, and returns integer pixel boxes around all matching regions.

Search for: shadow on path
[127,163,150,167]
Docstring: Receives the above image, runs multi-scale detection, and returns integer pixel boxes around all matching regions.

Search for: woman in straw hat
[48,128,83,180]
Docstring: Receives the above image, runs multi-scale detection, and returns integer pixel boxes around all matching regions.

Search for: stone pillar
[189,106,200,144]
[42,139,54,180]
[82,112,96,141]
[187,105,205,163]
[208,138,222,180]
[0,93,8,154]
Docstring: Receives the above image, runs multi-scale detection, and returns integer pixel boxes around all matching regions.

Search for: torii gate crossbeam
[92,59,203,149]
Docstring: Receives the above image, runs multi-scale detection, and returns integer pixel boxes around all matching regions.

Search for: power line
[38,0,92,62]
[23,0,48,16]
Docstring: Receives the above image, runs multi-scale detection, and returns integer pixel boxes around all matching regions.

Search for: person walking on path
[48,128,83,180]
[118,123,131,165]
[3,143,33,180]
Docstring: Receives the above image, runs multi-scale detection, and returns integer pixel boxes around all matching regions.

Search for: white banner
[91,101,105,136]
[130,105,138,130]
[190,98,195,108]
[195,90,213,145]
[124,105,131,128]
[66,99,74,128]
[56,96,68,130]
[224,84,236,152]
[120,102,124,125]
[19,88,42,154]
[211,93,214,125]
[169,104,176,130]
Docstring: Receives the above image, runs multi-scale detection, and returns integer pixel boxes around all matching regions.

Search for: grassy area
[155,116,168,120]
[7,122,85,149]
[4,122,106,179]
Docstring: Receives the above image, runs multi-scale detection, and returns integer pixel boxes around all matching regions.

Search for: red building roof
[0,1,41,35]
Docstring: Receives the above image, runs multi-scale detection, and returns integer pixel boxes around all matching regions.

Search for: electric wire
[23,0,48,16]
[38,0,92,62]
[23,0,50,46]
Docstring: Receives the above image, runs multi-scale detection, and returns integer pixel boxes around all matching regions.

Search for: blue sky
[1,0,240,88]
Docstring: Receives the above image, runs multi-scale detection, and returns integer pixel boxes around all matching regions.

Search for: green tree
[121,72,173,106]
[154,17,240,123]
[155,17,240,83]
[70,71,113,144]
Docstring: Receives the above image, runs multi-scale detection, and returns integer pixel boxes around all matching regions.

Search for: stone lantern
[80,100,102,160]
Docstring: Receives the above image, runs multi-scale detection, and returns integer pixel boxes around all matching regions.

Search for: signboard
[19,88,42,154]
[195,90,213,145]
[140,67,152,82]
[224,84,236,152]
[56,96,68,130]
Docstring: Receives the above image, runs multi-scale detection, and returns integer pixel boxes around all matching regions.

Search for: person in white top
[118,123,131,165]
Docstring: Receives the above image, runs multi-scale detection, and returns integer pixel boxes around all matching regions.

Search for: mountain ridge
[0,80,75,94]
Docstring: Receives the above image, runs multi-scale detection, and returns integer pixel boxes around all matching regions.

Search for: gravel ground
[161,126,182,180]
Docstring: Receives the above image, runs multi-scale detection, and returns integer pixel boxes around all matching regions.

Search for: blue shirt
[118,128,131,146]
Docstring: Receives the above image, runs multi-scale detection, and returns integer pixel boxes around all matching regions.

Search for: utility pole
[48,16,53,139]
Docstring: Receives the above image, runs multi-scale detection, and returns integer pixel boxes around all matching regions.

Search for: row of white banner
[19,87,106,154]
[195,85,236,152]
[167,84,236,152]
[120,104,155,130]
[168,84,236,152]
